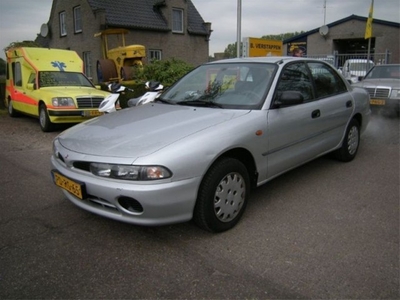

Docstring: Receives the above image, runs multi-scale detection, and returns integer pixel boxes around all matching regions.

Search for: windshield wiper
[176,99,223,108]
[154,98,174,105]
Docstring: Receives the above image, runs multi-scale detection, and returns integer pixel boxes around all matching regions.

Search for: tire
[121,66,133,81]
[97,59,118,83]
[334,118,360,162]
[39,104,54,132]
[8,99,19,117]
[194,158,250,232]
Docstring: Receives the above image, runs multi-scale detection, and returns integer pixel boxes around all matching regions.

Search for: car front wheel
[194,157,250,232]
[39,104,54,132]
[8,100,19,117]
[335,118,360,162]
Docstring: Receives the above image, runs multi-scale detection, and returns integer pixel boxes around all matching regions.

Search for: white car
[51,57,371,232]
[341,59,375,84]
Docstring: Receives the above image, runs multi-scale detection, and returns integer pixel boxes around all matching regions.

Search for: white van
[340,59,374,83]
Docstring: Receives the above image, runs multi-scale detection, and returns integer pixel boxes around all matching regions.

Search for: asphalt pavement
[0,111,398,299]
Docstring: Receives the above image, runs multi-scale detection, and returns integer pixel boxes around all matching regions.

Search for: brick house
[39,0,212,83]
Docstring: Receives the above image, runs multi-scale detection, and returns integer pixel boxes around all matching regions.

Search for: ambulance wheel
[97,59,118,82]
[39,104,55,132]
[8,100,19,117]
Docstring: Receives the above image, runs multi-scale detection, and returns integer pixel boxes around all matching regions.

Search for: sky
[0,0,399,60]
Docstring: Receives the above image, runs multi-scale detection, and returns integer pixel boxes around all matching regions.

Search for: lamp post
[236,0,242,58]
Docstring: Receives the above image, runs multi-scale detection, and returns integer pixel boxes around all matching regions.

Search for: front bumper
[369,98,400,111]
[48,109,103,123]
[50,155,201,226]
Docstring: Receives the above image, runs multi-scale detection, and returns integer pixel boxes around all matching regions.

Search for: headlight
[390,89,400,99]
[52,97,75,107]
[90,163,172,180]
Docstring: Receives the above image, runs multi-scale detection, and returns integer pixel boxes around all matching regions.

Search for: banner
[364,0,374,39]
[242,37,283,57]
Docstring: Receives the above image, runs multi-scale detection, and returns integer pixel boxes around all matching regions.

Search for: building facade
[283,15,399,66]
[39,0,212,83]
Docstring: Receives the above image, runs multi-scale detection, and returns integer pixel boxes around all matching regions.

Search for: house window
[172,8,183,33]
[74,6,82,33]
[59,11,67,36]
[83,51,92,80]
[149,50,162,61]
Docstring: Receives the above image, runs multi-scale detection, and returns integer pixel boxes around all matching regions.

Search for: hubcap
[347,125,359,155]
[214,172,245,222]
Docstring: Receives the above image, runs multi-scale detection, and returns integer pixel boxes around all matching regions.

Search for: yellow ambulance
[5,47,110,131]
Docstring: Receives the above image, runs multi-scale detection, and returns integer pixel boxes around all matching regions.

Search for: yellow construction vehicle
[95,28,146,83]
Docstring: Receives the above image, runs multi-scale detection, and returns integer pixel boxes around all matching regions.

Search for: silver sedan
[352,64,400,116]
[51,57,371,232]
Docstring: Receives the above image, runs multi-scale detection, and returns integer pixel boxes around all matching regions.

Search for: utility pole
[236,0,242,58]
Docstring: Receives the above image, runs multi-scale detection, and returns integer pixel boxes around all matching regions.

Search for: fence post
[385,49,391,64]
[333,50,339,68]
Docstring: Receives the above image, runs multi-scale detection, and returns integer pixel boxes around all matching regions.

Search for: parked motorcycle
[99,81,163,114]
[98,82,134,113]
[127,81,164,107]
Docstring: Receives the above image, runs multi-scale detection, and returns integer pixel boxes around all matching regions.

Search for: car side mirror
[26,83,34,90]
[274,91,304,108]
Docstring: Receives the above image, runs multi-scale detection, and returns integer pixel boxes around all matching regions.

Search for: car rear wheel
[39,104,55,132]
[335,118,360,162]
[194,157,250,232]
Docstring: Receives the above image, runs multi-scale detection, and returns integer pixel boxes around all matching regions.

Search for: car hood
[38,86,109,98]
[354,78,400,87]
[58,103,250,159]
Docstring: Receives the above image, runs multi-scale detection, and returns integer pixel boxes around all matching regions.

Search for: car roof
[207,56,327,65]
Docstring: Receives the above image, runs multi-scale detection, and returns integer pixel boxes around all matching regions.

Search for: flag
[365,0,374,39]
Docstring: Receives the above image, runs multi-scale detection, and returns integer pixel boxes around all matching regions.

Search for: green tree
[0,58,6,76]
[136,58,194,87]
[223,42,242,59]
[223,31,305,58]
[261,31,305,41]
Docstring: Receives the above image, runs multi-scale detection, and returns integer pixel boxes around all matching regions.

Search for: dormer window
[172,8,183,33]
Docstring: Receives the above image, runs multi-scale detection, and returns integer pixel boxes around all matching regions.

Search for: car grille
[76,97,104,108]
[365,87,390,98]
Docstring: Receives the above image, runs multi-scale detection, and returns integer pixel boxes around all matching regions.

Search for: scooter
[98,82,134,113]
[127,81,164,107]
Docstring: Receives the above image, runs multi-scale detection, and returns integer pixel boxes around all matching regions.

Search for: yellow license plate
[83,110,103,117]
[52,171,86,200]
[370,99,385,105]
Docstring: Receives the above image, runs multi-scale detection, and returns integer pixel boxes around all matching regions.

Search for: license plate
[83,110,103,117]
[370,99,385,106]
[52,170,86,200]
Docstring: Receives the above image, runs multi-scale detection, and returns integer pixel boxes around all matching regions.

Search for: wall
[284,18,399,64]
[46,0,209,83]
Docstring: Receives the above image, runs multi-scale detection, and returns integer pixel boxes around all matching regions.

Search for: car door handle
[312,109,321,119]
[346,100,353,108]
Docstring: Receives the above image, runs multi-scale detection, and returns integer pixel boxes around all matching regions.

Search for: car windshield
[365,65,400,79]
[161,62,277,109]
[39,71,94,88]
